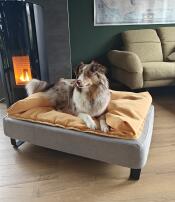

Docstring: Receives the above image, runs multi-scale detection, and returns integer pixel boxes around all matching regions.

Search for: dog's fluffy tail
[25,79,48,96]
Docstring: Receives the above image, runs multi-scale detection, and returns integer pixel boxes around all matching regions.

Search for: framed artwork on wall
[94,0,175,26]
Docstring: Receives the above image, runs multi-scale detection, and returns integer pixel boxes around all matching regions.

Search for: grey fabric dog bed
[3,105,154,180]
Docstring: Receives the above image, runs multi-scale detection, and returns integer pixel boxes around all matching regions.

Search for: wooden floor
[0,88,175,202]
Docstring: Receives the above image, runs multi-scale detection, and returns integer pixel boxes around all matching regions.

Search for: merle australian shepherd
[26,61,111,132]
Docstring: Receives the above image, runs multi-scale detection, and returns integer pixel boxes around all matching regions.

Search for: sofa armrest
[108,50,143,73]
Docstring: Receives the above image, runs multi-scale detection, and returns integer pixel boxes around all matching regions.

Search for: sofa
[108,27,175,89]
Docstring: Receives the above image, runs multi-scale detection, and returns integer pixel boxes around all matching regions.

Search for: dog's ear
[91,60,96,64]
[90,62,107,74]
[75,62,84,77]
[99,65,107,74]
[99,64,107,74]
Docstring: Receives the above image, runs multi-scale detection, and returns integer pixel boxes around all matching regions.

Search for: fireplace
[12,56,32,85]
[0,0,48,106]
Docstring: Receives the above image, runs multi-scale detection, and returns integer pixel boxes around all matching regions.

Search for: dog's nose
[76,80,81,85]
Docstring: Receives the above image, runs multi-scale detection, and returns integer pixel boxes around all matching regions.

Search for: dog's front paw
[86,120,97,130]
[100,120,109,133]
[100,122,109,133]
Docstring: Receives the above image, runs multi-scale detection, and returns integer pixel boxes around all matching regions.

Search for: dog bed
[7,90,152,140]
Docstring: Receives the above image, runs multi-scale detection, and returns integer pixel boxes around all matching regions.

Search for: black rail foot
[10,138,25,148]
[129,168,141,180]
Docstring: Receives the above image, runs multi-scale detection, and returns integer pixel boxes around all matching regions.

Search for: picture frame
[94,0,175,26]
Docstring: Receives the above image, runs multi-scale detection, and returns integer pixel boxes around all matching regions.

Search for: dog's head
[75,61,107,89]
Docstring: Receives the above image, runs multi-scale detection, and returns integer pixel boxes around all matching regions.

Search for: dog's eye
[79,69,83,75]
[90,65,98,73]
[92,71,97,75]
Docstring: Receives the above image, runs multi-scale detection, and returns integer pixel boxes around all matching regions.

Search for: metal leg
[10,138,25,148]
[129,168,141,180]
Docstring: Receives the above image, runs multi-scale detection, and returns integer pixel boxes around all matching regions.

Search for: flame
[12,56,32,85]
[19,70,31,82]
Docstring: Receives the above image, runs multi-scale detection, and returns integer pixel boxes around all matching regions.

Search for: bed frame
[3,106,154,181]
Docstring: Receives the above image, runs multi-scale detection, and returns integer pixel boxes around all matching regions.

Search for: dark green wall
[68,0,175,68]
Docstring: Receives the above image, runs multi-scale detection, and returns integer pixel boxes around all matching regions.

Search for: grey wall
[34,0,72,82]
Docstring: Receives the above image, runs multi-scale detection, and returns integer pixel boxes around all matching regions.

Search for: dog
[25,61,111,132]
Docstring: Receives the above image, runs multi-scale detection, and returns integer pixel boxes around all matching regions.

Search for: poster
[94,0,175,26]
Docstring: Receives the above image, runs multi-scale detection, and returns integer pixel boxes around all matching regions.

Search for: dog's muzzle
[75,80,83,88]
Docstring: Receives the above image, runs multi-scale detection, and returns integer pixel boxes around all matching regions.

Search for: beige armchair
[108,50,143,89]
[108,28,175,89]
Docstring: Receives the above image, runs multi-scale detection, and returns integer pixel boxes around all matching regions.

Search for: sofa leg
[129,168,141,180]
[10,138,25,148]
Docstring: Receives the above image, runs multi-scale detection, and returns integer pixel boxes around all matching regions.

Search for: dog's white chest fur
[73,88,110,117]
[73,89,91,113]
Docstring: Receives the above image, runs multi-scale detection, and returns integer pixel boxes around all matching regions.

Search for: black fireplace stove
[0,0,48,106]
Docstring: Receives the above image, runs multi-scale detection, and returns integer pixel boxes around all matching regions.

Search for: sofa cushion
[167,52,175,61]
[144,79,175,88]
[126,43,163,63]
[143,62,175,81]
[157,27,175,60]
[122,29,160,43]
[122,29,163,62]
